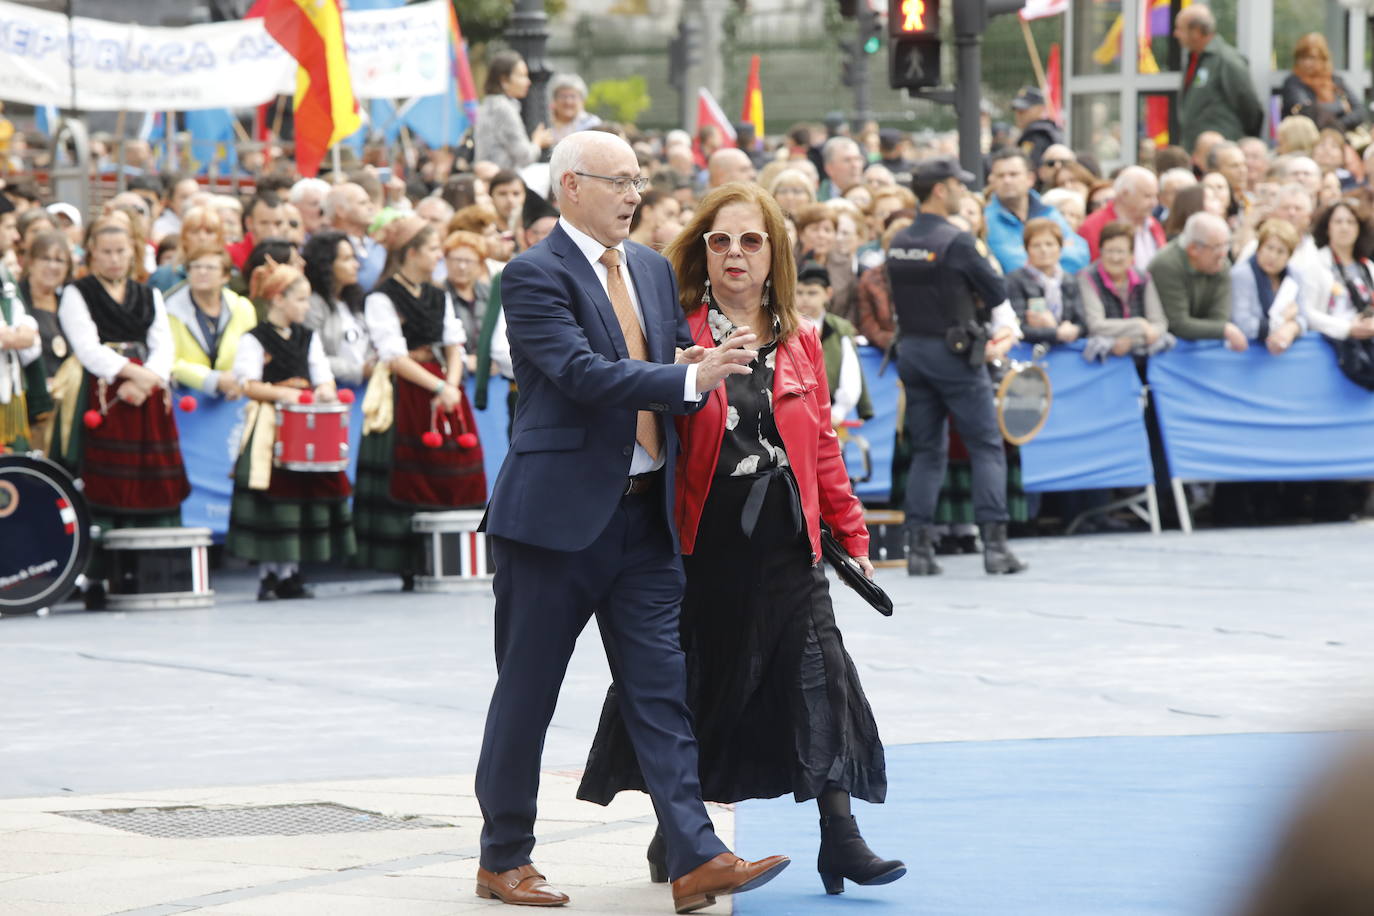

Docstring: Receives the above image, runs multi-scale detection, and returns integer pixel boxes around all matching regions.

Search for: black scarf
[250,323,313,385]
[74,275,155,344]
[381,276,445,351]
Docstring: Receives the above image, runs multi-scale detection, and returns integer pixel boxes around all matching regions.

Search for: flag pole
[1019,18,1051,101]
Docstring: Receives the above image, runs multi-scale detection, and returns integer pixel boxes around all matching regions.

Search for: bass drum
[0,454,93,616]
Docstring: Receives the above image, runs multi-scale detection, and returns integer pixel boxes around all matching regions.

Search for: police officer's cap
[913,156,975,187]
[1011,86,1046,111]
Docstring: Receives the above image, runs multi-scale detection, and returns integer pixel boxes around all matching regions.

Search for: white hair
[1041,188,1084,212]
[548,131,633,201]
[1276,182,1315,209]
[822,136,860,164]
[289,177,330,205]
[1113,165,1157,196]
[1159,167,1198,194]
[1180,211,1228,248]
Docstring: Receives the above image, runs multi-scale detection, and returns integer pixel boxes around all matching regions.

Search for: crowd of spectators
[3,16,1373,539]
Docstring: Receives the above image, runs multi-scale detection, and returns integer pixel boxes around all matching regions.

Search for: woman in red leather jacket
[578,183,904,896]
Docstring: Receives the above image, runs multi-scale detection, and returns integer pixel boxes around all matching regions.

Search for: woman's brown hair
[1098,220,1135,252]
[664,182,800,343]
[1022,217,1063,248]
[249,261,306,303]
[21,230,72,284]
[376,217,437,289]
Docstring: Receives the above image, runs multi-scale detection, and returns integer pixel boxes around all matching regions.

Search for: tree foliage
[586,76,652,126]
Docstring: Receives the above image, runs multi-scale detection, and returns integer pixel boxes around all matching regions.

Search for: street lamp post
[505,0,552,136]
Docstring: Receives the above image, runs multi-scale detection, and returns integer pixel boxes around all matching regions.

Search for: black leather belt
[624,469,661,496]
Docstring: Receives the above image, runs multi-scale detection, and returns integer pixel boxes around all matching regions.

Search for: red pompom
[83,409,103,429]
[421,430,443,448]
[178,395,198,412]
[297,391,315,405]
[336,388,355,404]
[457,432,478,449]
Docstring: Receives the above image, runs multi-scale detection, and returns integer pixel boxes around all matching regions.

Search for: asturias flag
[741,55,764,149]
[262,0,361,177]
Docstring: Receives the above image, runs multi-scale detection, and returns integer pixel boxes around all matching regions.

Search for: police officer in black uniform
[1011,86,1064,171]
[887,157,1028,577]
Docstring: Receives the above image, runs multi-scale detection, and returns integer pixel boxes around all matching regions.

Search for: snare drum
[412,510,492,590]
[102,527,214,609]
[0,454,93,615]
[274,402,350,472]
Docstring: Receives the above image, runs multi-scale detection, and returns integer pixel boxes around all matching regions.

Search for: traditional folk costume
[52,276,189,598]
[226,323,355,591]
[354,277,485,575]
[0,269,49,452]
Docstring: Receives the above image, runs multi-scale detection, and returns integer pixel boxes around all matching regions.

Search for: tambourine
[995,358,1052,446]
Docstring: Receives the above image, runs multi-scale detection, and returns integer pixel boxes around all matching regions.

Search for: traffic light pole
[852,4,876,132]
[954,29,982,189]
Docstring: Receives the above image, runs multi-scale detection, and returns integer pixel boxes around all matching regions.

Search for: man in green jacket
[1144,211,1248,351]
[1174,4,1264,151]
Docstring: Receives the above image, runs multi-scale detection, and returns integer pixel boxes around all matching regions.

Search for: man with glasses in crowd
[1146,211,1248,351]
[474,129,789,913]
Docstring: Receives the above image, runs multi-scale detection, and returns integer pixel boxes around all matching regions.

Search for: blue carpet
[734,732,1339,915]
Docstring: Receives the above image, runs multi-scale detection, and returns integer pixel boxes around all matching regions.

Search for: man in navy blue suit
[474,131,791,913]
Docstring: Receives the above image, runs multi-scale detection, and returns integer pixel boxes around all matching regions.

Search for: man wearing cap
[1012,86,1064,170]
[878,128,914,187]
[885,156,1028,578]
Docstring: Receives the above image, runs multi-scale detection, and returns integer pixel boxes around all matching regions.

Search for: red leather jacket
[674,309,870,563]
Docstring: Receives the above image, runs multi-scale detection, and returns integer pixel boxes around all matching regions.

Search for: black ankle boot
[980,521,1028,575]
[906,526,942,576]
[274,572,314,600]
[817,815,906,895]
[257,573,280,602]
[646,827,668,883]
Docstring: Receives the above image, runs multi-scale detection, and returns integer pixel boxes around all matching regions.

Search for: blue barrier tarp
[1148,336,1374,482]
[851,346,900,503]
[1015,343,1155,492]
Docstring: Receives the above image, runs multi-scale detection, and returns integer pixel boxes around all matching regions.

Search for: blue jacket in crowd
[985,189,1090,277]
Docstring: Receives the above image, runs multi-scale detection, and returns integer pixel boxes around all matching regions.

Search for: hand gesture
[675,345,708,365]
[694,327,759,393]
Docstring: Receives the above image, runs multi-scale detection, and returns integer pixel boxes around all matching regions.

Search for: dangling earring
[700,277,711,307]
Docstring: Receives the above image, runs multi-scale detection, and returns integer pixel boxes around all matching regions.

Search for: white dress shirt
[59,282,173,384]
[558,217,699,474]
[233,328,333,386]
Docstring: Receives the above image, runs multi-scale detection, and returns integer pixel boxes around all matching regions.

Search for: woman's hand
[435,382,463,412]
[315,382,338,403]
[216,373,243,399]
[1025,309,1057,329]
[1350,316,1374,340]
[854,555,875,580]
[0,325,34,350]
[1111,336,1135,357]
[1055,321,1081,343]
[531,123,553,149]
[116,379,148,407]
[1140,319,1160,345]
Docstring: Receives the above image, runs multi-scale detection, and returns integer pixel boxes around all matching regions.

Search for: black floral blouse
[707,302,789,478]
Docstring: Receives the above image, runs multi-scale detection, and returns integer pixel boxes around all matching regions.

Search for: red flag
[262,0,361,177]
[1045,43,1063,125]
[693,88,737,168]
[740,55,764,149]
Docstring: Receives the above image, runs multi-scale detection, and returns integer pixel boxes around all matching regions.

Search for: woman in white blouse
[302,230,372,388]
[354,217,486,588]
[54,217,190,609]
[1309,198,1374,341]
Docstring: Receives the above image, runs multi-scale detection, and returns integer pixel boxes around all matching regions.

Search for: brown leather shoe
[475,864,569,907]
[670,851,790,914]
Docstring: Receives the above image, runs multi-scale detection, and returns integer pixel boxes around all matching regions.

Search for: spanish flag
[741,55,764,148]
[263,0,361,177]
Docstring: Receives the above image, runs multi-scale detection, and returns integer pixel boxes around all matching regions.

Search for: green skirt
[350,424,421,574]
[225,434,356,565]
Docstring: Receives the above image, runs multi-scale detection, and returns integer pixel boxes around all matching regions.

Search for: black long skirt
[578,469,887,806]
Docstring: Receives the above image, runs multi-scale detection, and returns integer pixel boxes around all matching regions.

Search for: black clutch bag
[821,528,893,617]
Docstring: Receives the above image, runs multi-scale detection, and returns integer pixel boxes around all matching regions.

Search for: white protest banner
[0,0,447,111]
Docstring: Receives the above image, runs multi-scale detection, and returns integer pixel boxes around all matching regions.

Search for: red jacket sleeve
[808,332,869,558]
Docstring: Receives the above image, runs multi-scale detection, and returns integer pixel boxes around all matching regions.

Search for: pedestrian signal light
[888,0,940,90]
[891,0,938,37]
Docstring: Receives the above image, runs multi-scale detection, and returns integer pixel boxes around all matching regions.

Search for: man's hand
[1223,322,1249,352]
[694,328,758,393]
[985,332,1014,362]
[675,345,708,365]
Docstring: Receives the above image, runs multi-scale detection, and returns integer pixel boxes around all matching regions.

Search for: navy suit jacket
[483,223,701,553]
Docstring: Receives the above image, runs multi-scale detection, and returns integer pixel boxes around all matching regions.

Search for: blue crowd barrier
[850,346,900,502]
[1148,336,1374,483]
[1013,342,1155,493]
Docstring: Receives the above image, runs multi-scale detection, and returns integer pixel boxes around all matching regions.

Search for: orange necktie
[599,247,662,460]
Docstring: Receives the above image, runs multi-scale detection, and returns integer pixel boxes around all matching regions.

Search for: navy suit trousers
[475,486,728,880]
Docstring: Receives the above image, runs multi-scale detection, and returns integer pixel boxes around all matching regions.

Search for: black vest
[74,275,155,344]
[249,323,313,385]
[1087,268,1146,322]
[885,215,980,337]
